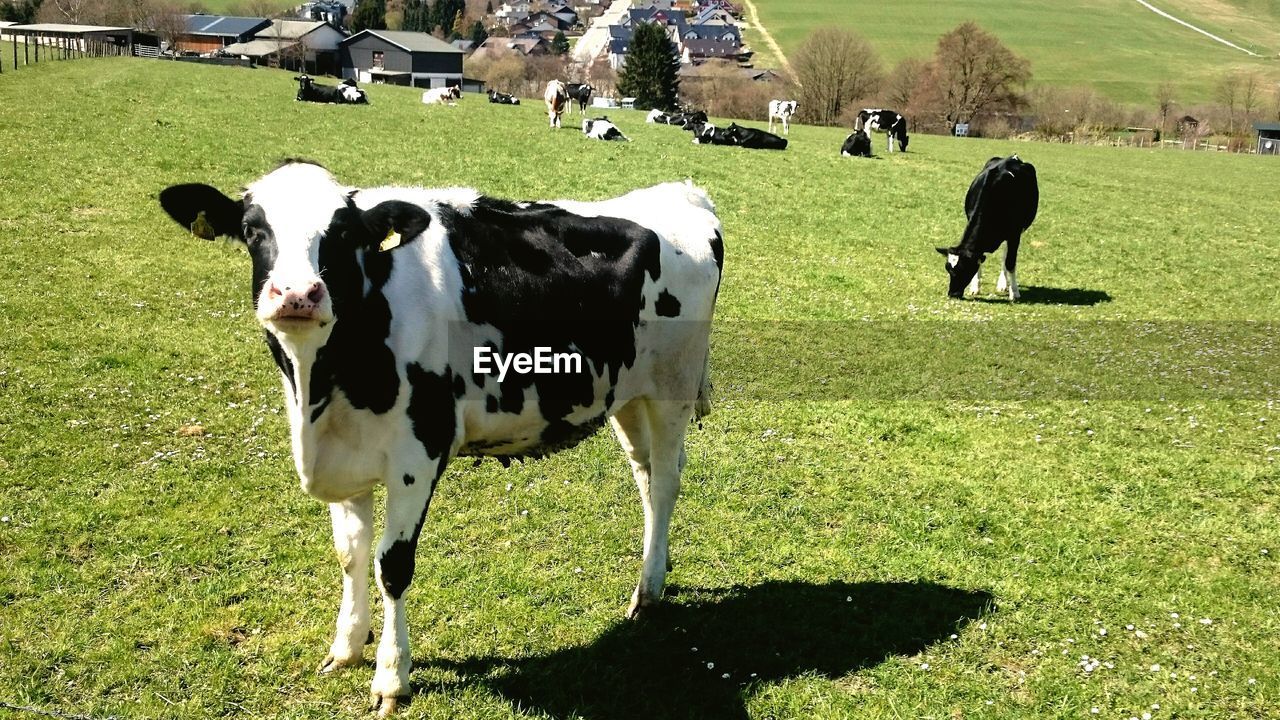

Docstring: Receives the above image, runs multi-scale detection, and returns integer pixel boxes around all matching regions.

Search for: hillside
[751,0,1280,105]
[1,57,1278,720]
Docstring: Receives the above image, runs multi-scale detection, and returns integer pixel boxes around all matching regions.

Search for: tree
[886,57,925,114]
[1238,72,1261,124]
[1156,81,1175,140]
[469,19,487,46]
[2,0,43,22]
[617,21,680,111]
[917,21,1031,132]
[791,28,883,125]
[351,0,386,32]
[1215,72,1240,134]
[449,9,465,39]
[550,29,568,55]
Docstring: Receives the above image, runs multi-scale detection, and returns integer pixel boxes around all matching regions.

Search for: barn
[173,14,271,54]
[1253,121,1280,156]
[339,29,463,88]
[222,20,346,74]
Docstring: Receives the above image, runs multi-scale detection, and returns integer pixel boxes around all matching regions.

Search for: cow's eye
[243,226,265,245]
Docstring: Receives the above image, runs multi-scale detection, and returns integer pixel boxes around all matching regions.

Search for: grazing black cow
[841,129,872,157]
[158,160,723,716]
[487,89,520,105]
[295,75,368,104]
[936,154,1039,300]
[856,109,908,152]
[566,82,593,113]
[724,123,788,150]
[582,116,629,141]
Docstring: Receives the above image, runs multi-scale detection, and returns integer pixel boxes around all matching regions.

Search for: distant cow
[566,82,593,113]
[936,155,1039,300]
[158,160,723,717]
[422,86,461,105]
[767,100,798,135]
[841,130,872,157]
[296,75,368,104]
[582,116,629,141]
[545,80,568,128]
[650,109,710,129]
[690,122,735,145]
[856,109,909,153]
[487,89,520,105]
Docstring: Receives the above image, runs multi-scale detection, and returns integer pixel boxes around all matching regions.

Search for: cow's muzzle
[262,280,330,323]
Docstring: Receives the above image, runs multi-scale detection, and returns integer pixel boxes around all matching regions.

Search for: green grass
[1,58,1278,720]
[751,0,1280,105]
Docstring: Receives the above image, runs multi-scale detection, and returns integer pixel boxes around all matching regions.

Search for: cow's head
[159,161,431,340]
[935,246,982,298]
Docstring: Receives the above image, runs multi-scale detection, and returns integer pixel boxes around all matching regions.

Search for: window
[372,50,384,68]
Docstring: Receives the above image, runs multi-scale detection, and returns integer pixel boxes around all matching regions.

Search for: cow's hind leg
[1002,238,1020,301]
[621,397,694,618]
[319,492,374,674]
[370,457,446,717]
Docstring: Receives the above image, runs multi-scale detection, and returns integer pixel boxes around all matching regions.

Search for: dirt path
[1133,0,1261,56]
[740,0,794,76]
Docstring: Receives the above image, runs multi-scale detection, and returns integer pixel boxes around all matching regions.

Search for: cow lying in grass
[648,109,709,129]
[487,89,519,105]
[841,130,872,157]
[158,160,723,716]
[936,154,1039,300]
[422,86,461,105]
[296,75,368,104]
[582,116,629,141]
[691,122,787,150]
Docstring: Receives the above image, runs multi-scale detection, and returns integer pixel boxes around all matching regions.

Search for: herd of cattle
[175,70,1041,717]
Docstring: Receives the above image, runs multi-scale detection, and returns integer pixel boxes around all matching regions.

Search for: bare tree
[38,0,106,24]
[1215,72,1240,135]
[915,21,1031,132]
[885,57,925,112]
[1156,81,1174,140]
[1239,72,1261,124]
[791,28,883,126]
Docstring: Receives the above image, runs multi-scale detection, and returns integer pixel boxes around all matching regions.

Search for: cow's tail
[695,349,713,420]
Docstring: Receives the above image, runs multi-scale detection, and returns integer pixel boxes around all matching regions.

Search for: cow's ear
[159,183,244,240]
[935,246,954,256]
[361,200,431,252]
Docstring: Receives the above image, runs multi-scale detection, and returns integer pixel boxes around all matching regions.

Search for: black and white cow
[767,99,798,135]
[936,154,1038,300]
[856,109,909,153]
[296,75,368,104]
[565,82,593,113]
[840,129,872,157]
[648,109,708,129]
[158,160,722,716]
[421,85,461,105]
[690,122,735,145]
[544,80,568,128]
[726,123,788,150]
[582,116,629,141]
[487,89,520,105]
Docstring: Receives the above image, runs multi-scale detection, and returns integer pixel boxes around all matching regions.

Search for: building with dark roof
[174,15,271,54]
[340,29,464,87]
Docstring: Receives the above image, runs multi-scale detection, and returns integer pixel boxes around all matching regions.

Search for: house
[472,35,549,60]
[680,38,739,61]
[298,1,349,26]
[222,19,346,73]
[1254,121,1280,155]
[1176,115,1200,134]
[340,29,464,88]
[174,14,271,54]
[681,22,740,45]
[495,2,532,25]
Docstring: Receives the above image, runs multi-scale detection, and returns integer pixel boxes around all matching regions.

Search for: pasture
[1,58,1278,720]
[749,0,1280,104]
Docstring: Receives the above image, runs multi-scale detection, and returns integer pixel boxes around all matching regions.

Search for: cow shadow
[417,580,994,720]
[975,286,1112,306]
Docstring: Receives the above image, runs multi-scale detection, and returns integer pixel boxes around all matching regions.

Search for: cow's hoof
[370,693,402,717]
[626,587,658,619]
[318,650,365,674]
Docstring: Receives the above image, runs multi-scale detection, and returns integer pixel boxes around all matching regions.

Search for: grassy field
[750,0,1280,105]
[1,58,1278,720]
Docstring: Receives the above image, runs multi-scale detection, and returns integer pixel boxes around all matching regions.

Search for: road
[573,0,633,65]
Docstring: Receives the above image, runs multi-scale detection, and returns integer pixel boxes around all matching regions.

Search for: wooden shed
[339,29,463,88]
[174,15,271,54]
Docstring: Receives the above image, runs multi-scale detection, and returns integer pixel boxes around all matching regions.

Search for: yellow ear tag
[190,210,216,240]
[379,230,402,252]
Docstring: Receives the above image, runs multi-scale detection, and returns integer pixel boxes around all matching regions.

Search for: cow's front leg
[319,492,374,674]
[625,399,693,618]
[370,461,444,717]
[966,264,981,295]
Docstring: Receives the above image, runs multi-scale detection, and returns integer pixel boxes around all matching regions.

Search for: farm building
[1254,121,1280,155]
[0,23,136,55]
[222,20,346,74]
[339,29,463,88]
[174,15,271,54]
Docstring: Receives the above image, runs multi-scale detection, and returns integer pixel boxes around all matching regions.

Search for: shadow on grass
[422,580,993,720]
[972,286,1113,306]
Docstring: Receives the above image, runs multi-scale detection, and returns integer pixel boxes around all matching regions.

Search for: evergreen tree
[352,0,387,32]
[551,30,569,55]
[469,20,488,47]
[617,22,680,111]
